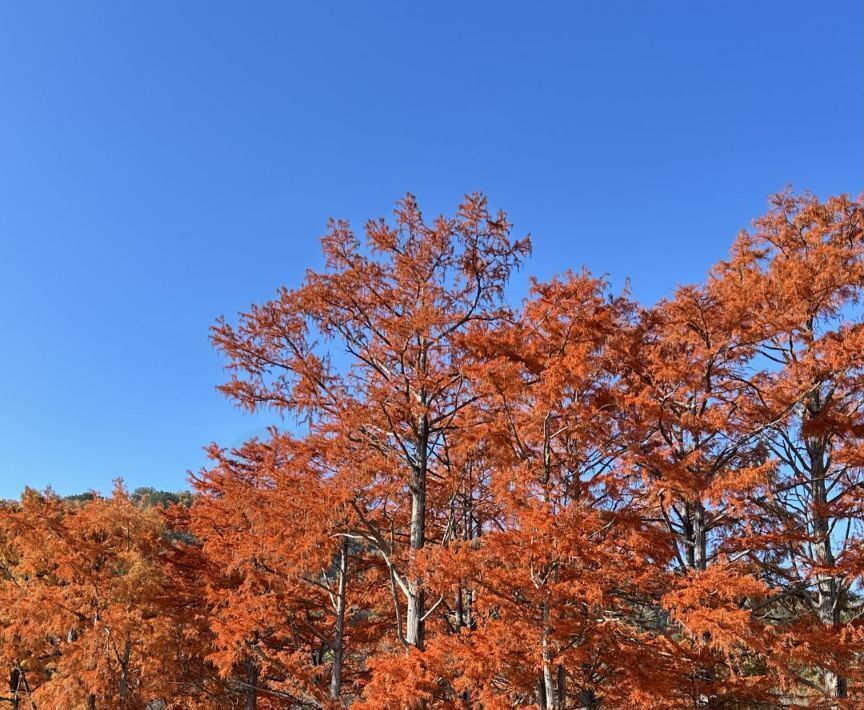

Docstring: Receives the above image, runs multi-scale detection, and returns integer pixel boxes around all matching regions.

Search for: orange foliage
[2,191,862,708]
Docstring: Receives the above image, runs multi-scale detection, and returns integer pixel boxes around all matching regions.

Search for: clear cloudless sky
[0,1,861,498]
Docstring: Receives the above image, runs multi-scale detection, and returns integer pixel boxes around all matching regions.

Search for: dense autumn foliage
[1,191,863,709]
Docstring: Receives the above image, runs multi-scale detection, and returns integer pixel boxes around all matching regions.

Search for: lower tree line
[1,191,863,708]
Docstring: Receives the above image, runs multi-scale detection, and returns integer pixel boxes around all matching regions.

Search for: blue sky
[0,1,860,498]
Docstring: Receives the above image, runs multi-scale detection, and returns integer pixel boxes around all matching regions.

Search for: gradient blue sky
[0,1,861,498]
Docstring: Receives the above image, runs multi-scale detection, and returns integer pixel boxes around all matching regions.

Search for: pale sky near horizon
[0,1,861,498]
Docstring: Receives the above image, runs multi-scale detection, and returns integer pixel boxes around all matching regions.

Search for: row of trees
[1,191,862,708]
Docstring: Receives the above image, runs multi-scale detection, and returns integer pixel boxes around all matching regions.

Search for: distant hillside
[63,487,193,507]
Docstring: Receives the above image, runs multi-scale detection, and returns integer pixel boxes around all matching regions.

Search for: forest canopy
[1,190,863,709]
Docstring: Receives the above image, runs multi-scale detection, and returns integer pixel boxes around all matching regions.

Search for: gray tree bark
[330,540,348,703]
[406,411,429,649]
[807,431,847,701]
[118,640,131,709]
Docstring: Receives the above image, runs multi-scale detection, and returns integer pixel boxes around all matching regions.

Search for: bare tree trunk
[8,667,19,710]
[455,473,476,632]
[539,416,558,709]
[541,602,556,709]
[692,502,707,572]
[556,664,567,709]
[118,640,131,709]
[791,324,848,703]
[330,539,348,703]
[681,501,707,572]
[809,439,847,701]
[537,670,548,709]
[406,413,428,650]
[684,499,716,702]
[244,658,258,710]
[680,502,695,569]
[405,580,425,648]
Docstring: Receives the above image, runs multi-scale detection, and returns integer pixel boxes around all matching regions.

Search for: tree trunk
[556,664,567,709]
[406,582,425,648]
[541,602,556,709]
[681,501,707,572]
[537,670,548,709]
[406,413,428,649]
[798,329,848,702]
[8,667,19,710]
[542,660,555,709]
[685,500,715,701]
[330,539,348,703]
[244,658,258,710]
[692,501,707,572]
[118,640,131,709]
[455,475,476,632]
[809,439,847,701]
